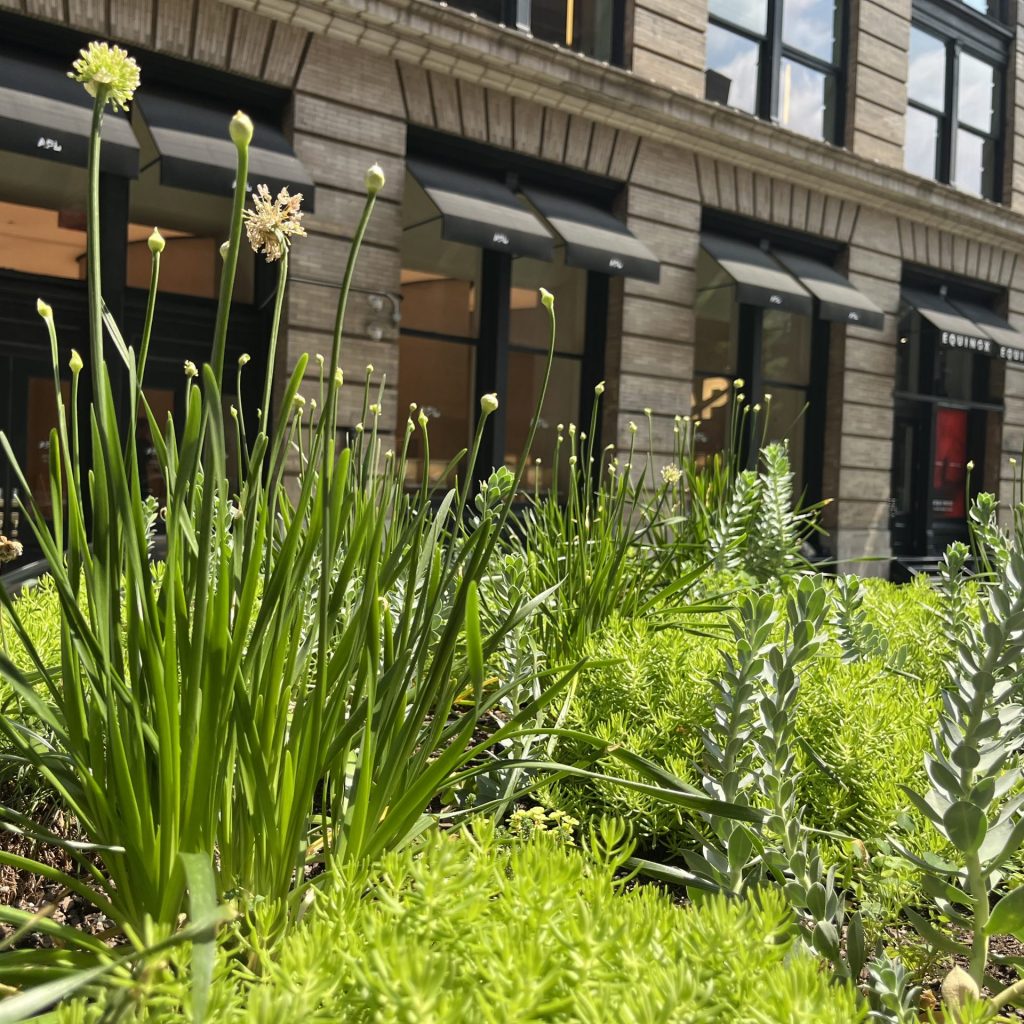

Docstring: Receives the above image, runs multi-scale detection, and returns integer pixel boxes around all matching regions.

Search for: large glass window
[691,248,819,498]
[705,0,843,143]
[904,4,1006,200]
[443,0,624,64]
[398,170,595,492]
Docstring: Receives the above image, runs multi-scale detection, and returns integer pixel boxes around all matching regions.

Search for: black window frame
[907,0,1010,201]
[704,0,848,145]
[441,0,628,66]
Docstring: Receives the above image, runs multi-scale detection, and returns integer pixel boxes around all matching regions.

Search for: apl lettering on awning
[134,91,315,209]
[406,158,554,260]
[901,288,1016,359]
[0,47,139,176]
[520,187,660,282]
[700,233,812,315]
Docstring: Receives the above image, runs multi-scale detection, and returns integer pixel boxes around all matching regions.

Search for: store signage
[941,330,992,355]
[769,294,783,305]
[608,257,624,270]
[36,136,63,154]
[1000,345,1024,363]
[848,311,860,322]
[492,232,510,246]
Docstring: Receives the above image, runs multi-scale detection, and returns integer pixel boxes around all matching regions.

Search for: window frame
[442,0,628,66]
[907,0,1010,200]
[705,0,848,145]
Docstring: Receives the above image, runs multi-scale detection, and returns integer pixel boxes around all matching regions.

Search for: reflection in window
[442,0,622,64]
[706,25,759,113]
[905,107,940,179]
[904,22,1003,200]
[779,58,829,140]
[705,0,842,143]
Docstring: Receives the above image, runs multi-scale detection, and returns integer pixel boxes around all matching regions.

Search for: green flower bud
[36,298,53,320]
[220,241,231,262]
[69,349,84,374]
[480,392,499,415]
[365,163,386,195]
[238,353,251,367]
[540,287,554,311]
[941,966,979,1019]
[230,111,254,148]
[594,380,605,396]
[148,227,165,254]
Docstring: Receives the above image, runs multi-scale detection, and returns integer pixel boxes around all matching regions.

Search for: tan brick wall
[631,0,706,98]
[847,0,911,167]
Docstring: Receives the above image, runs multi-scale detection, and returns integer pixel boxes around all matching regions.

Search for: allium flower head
[661,464,683,485]
[243,184,306,263]
[184,360,198,378]
[69,42,140,111]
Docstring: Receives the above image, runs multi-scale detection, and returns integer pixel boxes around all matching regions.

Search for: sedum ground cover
[51,829,863,1024]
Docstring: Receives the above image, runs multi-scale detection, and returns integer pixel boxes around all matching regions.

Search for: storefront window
[905,7,1005,200]
[706,0,843,143]
[398,166,596,492]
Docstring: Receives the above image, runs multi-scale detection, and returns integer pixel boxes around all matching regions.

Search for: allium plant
[0,42,578,990]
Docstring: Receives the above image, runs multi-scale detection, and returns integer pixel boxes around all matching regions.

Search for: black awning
[520,187,661,282]
[700,233,812,315]
[948,297,1024,364]
[134,91,315,209]
[902,288,996,357]
[0,48,138,176]
[773,250,884,329]
[406,158,554,260]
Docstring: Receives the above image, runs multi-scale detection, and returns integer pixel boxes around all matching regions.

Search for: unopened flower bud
[480,392,499,415]
[734,378,745,388]
[230,110,254,148]
[148,228,165,254]
[628,421,637,434]
[69,349,83,374]
[36,298,52,320]
[184,360,198,378]
[941,966,979,1018]
[238,353,251,367]
[540,288,554,311]
[594,380,605,396]
[220,241,230,262]
[334,368,344,387]
[365,163,386,195]
[418,410,428,429]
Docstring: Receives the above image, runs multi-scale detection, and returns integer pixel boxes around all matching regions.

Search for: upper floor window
[443,0,625,65]
[904,0,1009,200]
[704,0,844,143]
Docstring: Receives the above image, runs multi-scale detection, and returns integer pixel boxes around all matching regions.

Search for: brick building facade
[1,0,1023,573]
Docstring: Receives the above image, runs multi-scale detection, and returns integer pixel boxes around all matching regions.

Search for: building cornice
[228,0,1024,249]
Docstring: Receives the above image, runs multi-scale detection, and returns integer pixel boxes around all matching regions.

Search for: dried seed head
[243,184,306,263]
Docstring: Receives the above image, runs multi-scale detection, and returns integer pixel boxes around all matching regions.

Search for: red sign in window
[932,407,968,520]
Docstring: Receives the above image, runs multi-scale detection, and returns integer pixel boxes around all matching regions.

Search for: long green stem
[86,87,108,410]
[967,854,989,986]
[261,247,289,427]
[210,135,250,385]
